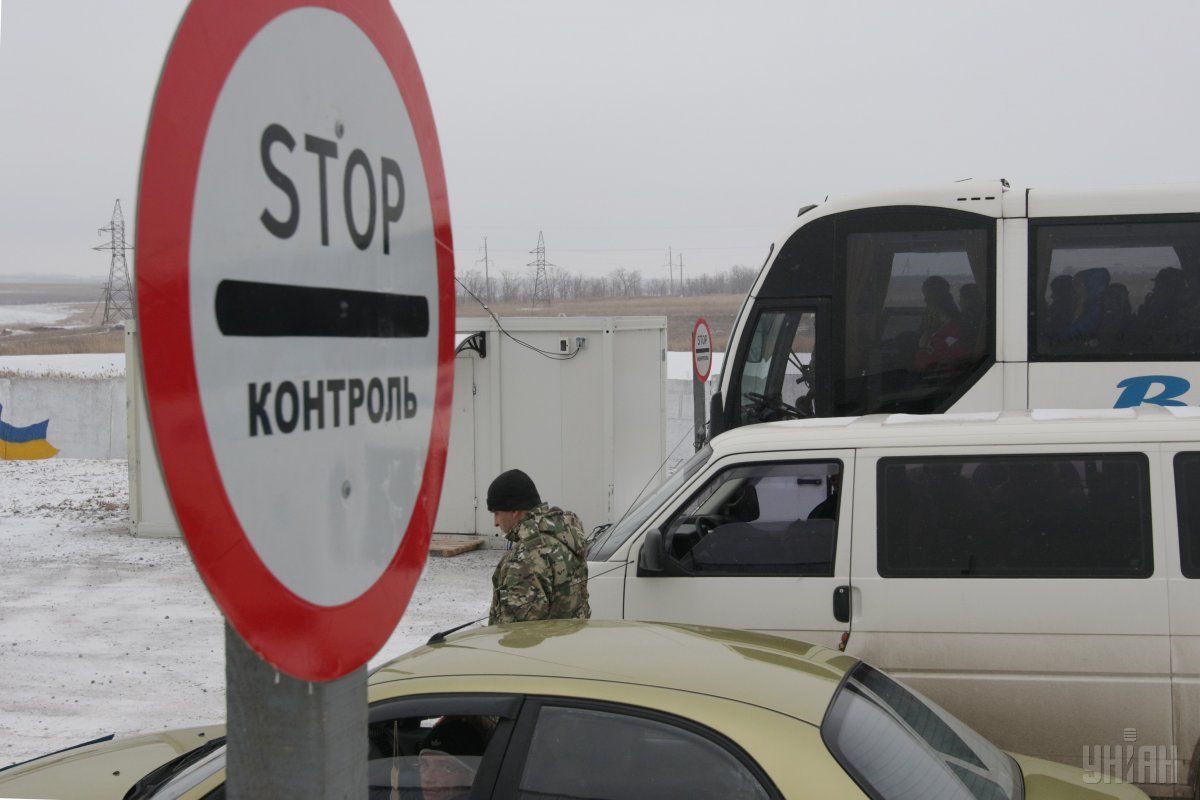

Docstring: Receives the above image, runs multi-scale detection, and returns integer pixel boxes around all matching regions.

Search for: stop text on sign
[260,123,406,253]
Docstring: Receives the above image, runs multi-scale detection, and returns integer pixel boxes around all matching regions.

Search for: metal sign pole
[225,623,366,800]
[693,373,707,452]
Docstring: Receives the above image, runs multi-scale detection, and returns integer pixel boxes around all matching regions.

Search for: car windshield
[587,444,712,561]
[822,662,1023,800]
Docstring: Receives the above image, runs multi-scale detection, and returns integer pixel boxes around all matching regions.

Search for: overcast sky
[2,1,1199,283]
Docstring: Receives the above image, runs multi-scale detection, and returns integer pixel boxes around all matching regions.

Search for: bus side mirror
[637,529,666,576]
[708,391,725,438]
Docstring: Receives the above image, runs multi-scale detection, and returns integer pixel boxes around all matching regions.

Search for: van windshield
[823,662,1023,800]
[587,445,712,562]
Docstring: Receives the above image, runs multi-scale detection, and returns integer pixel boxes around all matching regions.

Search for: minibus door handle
[833,585,851,624]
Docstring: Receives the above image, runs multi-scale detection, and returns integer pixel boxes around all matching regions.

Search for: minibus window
[1031,218,1200,360]
[1174,452,1200,578]
[823,662,1024,800]
[877,453,1152,578]
[661,460,841,577]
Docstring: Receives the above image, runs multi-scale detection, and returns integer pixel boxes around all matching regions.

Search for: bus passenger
[1134,267,1188,351]
[914,276,968,372]
[1044,274,1076,347]
[1097,283,1132,352]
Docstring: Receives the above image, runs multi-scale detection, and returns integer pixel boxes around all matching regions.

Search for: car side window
[515,705,772,800]
[662,460,841,576]
[366,713,500,800]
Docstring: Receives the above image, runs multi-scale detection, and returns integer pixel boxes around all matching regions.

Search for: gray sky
[2,1,1199,282]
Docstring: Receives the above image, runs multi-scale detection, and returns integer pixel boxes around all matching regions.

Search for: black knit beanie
[486,469,541,511]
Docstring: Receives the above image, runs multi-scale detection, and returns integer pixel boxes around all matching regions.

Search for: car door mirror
[708,391,724,438]
[637,529,666,576]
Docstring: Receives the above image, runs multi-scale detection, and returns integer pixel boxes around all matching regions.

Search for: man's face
[492,509,523,534]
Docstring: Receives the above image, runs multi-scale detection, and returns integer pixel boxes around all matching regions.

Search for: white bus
[712,179,1200,434]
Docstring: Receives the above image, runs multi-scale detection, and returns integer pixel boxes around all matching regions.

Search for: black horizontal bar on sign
[215,280,429,338]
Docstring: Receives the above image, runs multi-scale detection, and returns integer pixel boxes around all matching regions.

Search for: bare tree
[500,270,521,302]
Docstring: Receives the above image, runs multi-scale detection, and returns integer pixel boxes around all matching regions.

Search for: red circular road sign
[136,0,454,680]
[692,318,714,383]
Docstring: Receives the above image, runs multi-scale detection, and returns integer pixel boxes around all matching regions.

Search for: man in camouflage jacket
[486,469,590,625]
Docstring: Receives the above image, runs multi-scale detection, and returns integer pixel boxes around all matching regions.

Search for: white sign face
[189,8,437,606]
[693,318,713,383]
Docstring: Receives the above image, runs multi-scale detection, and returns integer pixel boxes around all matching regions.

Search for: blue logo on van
[1114,375,1191,408]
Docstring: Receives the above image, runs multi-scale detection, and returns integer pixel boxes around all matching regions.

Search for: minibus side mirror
[709,391,725,438]
[637,529,667,576]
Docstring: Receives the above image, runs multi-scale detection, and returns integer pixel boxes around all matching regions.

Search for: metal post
[225,623,367,800]
[693,372,706,452]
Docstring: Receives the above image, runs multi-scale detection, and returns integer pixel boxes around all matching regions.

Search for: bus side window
[838,215,993,416]
[1031,219,1200,360]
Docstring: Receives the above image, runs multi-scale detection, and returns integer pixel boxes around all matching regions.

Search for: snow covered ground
[0,458,499,766]
[0,353,125,378]
[3,352,722,381]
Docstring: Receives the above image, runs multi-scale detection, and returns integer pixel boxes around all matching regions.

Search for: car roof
[707,407,1200,459]
[369,620,856,726]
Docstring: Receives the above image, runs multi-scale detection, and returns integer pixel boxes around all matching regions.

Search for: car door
[362,694,522,800]
[622,450,854,651]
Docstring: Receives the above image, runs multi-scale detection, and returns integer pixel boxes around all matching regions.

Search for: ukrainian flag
[0,403,58,460]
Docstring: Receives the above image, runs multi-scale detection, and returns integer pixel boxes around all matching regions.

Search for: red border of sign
[135,0,454,680]
[692,317,713,383]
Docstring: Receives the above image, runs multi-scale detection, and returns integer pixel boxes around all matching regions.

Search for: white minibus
[588,408,1200,798]
[711,180,1200,436]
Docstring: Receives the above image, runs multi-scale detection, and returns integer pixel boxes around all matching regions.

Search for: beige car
[0,620,1146,800]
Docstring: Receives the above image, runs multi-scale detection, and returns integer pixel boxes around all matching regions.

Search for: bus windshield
[729,207,994,426]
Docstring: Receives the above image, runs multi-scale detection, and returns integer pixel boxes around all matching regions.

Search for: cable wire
[454,275,580,361]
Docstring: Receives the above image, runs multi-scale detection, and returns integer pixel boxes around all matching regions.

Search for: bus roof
[792,178,1200,226]
[709,406,1200,456]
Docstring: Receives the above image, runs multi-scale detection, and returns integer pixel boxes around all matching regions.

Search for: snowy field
[0,458,499,766]
[0,303,85,329]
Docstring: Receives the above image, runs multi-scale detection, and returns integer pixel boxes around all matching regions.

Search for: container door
[848,444,1172,790]
[433,355,477,535]
[623,450,854,652]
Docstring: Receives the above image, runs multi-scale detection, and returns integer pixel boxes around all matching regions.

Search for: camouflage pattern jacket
[489,503,591,625]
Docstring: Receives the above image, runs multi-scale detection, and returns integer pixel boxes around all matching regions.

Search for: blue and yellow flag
[0,403,58,460]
